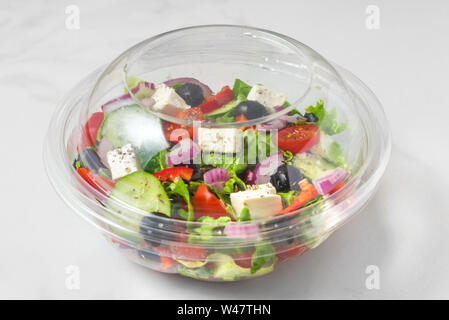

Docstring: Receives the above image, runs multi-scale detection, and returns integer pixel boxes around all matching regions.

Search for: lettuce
[144,149,167,173]
[232,79,252,98]
[278,190,298,206]
[201,152,247,174]
[238,208,251,221]
[305,100,348,136]
[177,265,212,280]
[214,110,235,123]
[195,216,232,233]
[328,141,345,167]
[188,216,231,244]
[209,253,274,281]
[242,130,278,164]
[177,253,274,281]
[250,240,277,274]
[223,170,246,193]
[168,179,194,221]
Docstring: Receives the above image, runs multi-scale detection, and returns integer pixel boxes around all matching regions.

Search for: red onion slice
[209,181,226,193]
[280,114,307,123]
[163,77,213,97]
[253,152,284,184]
[204,168,231,185]
[273,105,284,112]
[97,138,113,168]
[101,94,133,113]
[166,138,200,166]
[313,168,348,195]
[101,81,155,113]
[258,119,288,130]
[224,223,261,239]
[243,169,255,185]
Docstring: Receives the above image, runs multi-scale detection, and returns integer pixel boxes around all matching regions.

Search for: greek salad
[73,76,349,281]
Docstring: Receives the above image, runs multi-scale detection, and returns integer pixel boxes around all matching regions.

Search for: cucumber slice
[99,104,168,168]
[205,99,240,117]
[106,171,170,243]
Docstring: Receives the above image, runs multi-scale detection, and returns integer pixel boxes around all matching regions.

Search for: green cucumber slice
[205,99,240,117]
[99,104,168,168]
[106,171,170,243]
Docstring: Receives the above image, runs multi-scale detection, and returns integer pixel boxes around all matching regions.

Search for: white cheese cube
[198,128,242,154]
[247,84,287,112]
[230,183,283,219]
[106,144,141,180]
[309,131,334,159]
[152,84,190,116]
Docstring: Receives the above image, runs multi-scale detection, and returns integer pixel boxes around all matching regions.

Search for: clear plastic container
[44,25,391,281]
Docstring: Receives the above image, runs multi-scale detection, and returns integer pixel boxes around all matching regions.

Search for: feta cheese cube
[309,131,334,159]
[106,144,141,180]
[198,128,242,154]
[230,183,283,219]
[247,84,287,112]
[152,84,190,116]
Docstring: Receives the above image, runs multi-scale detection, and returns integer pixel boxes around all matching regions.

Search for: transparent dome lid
[70,25,372,236]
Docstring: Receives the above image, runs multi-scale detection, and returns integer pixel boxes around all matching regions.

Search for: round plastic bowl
[44,25,391,282]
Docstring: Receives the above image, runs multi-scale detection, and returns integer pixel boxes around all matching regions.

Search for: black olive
[263,216,298,246]
[270,165,304,192]
[137,247,161,263]
[304,112,319,122]
[79,149,106,172]
[175,83,204,107]
[139,213,175,246]
[233,100,269,120]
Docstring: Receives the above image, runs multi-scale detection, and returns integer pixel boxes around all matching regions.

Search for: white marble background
[1,0,448,299]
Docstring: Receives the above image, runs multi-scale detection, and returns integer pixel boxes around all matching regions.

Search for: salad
[73,76,349,281]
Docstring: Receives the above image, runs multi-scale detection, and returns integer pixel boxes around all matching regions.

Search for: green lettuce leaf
[223,169,246,193]
[168,179,194,221]
[232,79,252,98]
[209,253,274,281]
[188,216,231,244]
[305,100,348,136]
[278,190,298,206]
[242,130,278,164]
[201,152,247,174]
[144,149,167,173]
[328,141,345,167]
[238,208,251,221]
[250,240,277,274]
[177,265,212,280]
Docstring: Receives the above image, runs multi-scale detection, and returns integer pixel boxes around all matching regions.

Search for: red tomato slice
[153,167,194,182]
[169,245,207,261]
[80,112,104,150]
[214,85,234,105]
[193,184,229,219]
[276,243,307,262]
[198,99,220,114]
[198,86,234,114]
[235,114,255,132]
[162,121,183,143]
[77,168,115,195]
[154,247,177,270]
[274,124,320,154]
[232,250,255,268]
[276,179,318,215]
[162,107,204,142]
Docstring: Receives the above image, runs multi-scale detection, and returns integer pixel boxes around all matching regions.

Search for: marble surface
[1,0,448,299]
